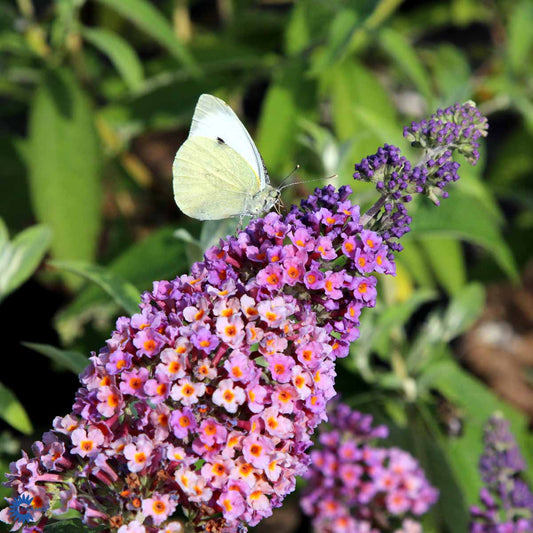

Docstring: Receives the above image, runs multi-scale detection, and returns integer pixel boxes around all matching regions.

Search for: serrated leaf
[409,191,518,280]
[0,382,32,434]
[95,0,198,73]
[27,69,102,283]
[0,224,52,302]
[50,260,140,316]
[82,27,144,91]
[379,28,433,104]
[22,342,88,375]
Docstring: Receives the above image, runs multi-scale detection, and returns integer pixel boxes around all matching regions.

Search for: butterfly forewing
[189,94,268,188]
[173,136,261,220]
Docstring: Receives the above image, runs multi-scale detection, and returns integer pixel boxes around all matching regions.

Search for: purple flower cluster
[470,414,533,532]
[301,402,438,532]
[354,101,488,253]
[1,186,395,533]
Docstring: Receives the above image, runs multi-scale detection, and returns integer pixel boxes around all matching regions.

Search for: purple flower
[470,414,533,532]
[0,101,487,533]
[301,402,438,532]
[355,101,488,254]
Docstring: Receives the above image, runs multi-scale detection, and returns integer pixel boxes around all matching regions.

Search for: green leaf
[412,404,472,531]
[0,223,52,302]
[82,27,144,91]
[507,1,533,75]
[372,289,437,359]
[0,382,32,434]
[426,358,533,497]
[441,282,485,341]
[430,44,471,104]
[409,191,519,280]
[22,342,88,374]
[312,8,359,71]
[419,237,466,295]
[379,28,433,104]
[257,58,316,175]
[327,60,397,141]
[55,227,188,343]
[50,260,140,316]
[95,0,198,73]
[44,519,91,532]
[27,69,102,281]
[284,1,311,55]
[395,239,435,289]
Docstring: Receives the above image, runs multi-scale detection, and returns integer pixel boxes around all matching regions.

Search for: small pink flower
[217,490,246,522]
[212,379,245,413]
[123,435,153,473]
[170,378,205,406]
[142,493,177,526]
[71,427,104,458]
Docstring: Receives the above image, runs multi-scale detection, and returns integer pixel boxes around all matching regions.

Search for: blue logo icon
[6,493,46,527]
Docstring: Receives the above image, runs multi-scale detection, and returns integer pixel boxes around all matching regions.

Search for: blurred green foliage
[1,0,532,531]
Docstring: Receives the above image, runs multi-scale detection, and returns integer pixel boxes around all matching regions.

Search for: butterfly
[172,94,280,220]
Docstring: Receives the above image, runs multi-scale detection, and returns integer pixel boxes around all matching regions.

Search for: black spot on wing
[217,137,225,144]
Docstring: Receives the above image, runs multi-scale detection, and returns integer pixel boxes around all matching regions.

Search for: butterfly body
[173,94,279,220]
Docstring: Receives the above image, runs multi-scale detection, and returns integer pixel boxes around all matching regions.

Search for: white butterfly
[172,94,280,220]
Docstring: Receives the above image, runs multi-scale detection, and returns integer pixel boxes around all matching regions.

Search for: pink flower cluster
[1,186,395,533]
[301,403,438,533]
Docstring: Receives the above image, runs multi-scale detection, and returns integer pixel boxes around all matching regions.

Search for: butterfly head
[248,185,281,217]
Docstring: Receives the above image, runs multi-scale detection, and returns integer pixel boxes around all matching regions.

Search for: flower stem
[361,196,387,227]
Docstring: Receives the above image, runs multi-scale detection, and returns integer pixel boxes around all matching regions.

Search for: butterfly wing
[189,94,269,188]
[173,136,261,220]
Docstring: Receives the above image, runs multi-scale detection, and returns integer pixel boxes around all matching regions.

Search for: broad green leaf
[312,8,359,71]
[426,358,533,495]
[409,192,518,280]
[413,403,473,531]
[507,1,533,75]
[419,237,466,295]
[50,260,140,316]
[395,240,435,289]
[44,520,90,532]
[0,224,52,302]
[22,342,88,375]
[372,289,437,359]
[0,382,32,434]
[441,282,485,341]
[327,60,397,141]
[379,28,433,104]
[326,60,403,186]
[430,44,471,104]
[27,69,102,280]
[284,1,311,55]
[55,227,188,343]
[95,0,198,73]
[82,27,144,91]
[257,58,315,176]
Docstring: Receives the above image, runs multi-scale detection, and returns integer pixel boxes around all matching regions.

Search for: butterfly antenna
[278,165,301,188]
[279,174,337,191]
